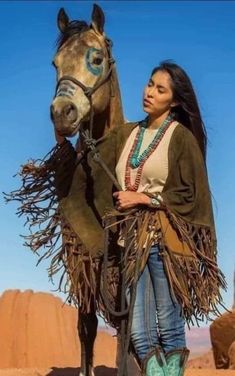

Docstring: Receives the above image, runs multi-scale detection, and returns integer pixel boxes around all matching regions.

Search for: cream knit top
[116,121,179,193]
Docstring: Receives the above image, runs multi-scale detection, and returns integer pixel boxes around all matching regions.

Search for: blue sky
[1,1,234,324]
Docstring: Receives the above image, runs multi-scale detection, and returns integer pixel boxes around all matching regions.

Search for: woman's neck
[147,111,171,129]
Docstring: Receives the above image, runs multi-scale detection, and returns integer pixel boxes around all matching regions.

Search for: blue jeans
[130,245,186,361]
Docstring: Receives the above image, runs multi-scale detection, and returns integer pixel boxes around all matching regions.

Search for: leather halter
[55,37,115,139]
[54,36,122,190]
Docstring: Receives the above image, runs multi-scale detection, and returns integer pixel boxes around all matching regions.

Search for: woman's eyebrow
[149,78,166,89]
[156,84,166,89]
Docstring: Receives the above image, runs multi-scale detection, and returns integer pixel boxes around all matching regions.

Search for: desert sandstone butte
[0,290,234,376]
[0,289,116,369]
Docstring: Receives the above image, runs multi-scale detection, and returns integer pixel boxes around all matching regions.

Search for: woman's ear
[170,101,179,108]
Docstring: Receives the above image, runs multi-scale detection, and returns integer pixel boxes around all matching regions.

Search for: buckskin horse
[50,5,125,376]
[6,4,136,376]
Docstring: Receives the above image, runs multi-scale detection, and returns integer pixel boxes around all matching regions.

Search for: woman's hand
[113,191,151,211]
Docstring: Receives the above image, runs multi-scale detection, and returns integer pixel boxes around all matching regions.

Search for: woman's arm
[112,190,163,210]
[161,125,214,226]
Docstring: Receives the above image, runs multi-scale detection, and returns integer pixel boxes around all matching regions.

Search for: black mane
[56,20,90,50]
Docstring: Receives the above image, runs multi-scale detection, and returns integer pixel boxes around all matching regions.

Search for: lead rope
[117,242,143,376]
[81,129,122,190]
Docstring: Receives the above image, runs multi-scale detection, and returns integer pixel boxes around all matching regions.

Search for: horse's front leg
[78,306,98,376]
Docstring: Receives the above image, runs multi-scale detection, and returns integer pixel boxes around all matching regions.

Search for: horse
[4,4,139,375]
[50,4,125,376]
[51,5,124,141]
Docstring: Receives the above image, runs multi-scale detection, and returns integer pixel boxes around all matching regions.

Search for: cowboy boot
[142,346,168,376]
[165,348,190,376]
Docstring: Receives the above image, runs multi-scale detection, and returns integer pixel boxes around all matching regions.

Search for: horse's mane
[56,20,90,50]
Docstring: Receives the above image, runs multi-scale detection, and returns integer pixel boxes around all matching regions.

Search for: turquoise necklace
[130,113,174,169]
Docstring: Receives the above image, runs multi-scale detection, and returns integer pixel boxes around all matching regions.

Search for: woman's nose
[144,85,154,98]
[146,88,154,97]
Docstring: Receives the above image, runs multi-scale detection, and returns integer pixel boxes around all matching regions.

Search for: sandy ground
[0,369,234,376]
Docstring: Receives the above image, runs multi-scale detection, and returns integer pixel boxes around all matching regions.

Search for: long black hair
[152,61,207,161]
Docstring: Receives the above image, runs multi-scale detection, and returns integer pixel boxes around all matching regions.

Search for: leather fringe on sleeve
[4,142,94,309]
[4,141,123,324]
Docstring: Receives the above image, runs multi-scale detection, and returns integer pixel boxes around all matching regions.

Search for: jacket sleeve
[161,125,215,228]
[49,139,77,200]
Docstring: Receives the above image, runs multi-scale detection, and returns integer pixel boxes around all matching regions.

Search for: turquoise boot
[142,346,168,376]
[165,348,189,376]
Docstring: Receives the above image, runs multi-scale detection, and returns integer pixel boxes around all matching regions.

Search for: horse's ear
[91,4,105,35]
[57,8,70,33]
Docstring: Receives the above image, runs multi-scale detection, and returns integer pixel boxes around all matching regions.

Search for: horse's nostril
[63,103,78,122]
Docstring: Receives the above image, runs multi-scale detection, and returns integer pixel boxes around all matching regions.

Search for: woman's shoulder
[171,122,200,149]
[100,121,138,150]
[112,121,139,141]
[172,122,193,138]
[169,122,204,165]
[117,121,139,134]
[107,121,138,136]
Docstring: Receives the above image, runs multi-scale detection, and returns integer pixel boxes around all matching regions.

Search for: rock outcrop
[0,290,116,368]
[210,309,235,369]
[228,341,235,369]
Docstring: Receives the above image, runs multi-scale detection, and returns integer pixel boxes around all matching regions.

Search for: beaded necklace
[125,113,174,191]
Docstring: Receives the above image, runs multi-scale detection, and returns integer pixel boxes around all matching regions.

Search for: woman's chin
[143,105,151,114]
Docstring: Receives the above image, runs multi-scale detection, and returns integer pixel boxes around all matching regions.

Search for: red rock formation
[0,290,117,368]
[210,309,235,369]
[228,341,235,370]
[3,289,232,372]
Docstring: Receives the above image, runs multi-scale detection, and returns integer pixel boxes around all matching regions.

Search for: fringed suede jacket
[8,121,227,327]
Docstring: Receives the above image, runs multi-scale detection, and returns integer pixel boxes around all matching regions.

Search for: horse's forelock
[56,20,90,50]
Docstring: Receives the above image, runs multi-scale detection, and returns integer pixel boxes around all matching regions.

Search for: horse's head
[51,4,116,138]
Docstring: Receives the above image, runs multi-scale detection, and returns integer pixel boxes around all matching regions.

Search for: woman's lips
[143,99,152,106]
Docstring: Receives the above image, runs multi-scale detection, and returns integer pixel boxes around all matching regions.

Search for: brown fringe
[103,207,228,328]
[4,141,228,328]
[4,142,121,325]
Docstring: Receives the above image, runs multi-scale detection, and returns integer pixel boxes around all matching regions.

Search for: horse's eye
[92,57,103,65]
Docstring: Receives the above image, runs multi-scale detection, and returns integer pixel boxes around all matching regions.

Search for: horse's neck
[82,66,124,141]
[108,66,124,129]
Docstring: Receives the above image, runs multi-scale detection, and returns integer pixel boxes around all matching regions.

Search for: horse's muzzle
[50,100,79,136]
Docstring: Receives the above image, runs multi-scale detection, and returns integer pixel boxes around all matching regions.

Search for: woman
[104,61,226,375]
[53,60,226,376]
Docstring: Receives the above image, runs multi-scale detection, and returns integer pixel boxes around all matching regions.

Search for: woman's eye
[92,57,103,65]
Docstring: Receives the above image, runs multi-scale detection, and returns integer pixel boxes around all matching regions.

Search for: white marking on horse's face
[52,29,110,137]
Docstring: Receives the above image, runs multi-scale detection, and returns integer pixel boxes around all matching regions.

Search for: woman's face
[143,70,176,117]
